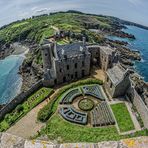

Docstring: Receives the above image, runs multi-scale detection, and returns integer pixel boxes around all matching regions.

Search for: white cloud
[31,6,38,11]
[128,0,143,6]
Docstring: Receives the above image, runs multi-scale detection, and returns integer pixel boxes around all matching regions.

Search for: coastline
[0,43,29,106]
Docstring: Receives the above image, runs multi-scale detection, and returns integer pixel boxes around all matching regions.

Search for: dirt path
[6,89,61,139]
[6,100,47,139]
[90,66,105,82]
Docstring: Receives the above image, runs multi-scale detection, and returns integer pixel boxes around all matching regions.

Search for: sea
[107,25,148,82]
[0,55,24,104]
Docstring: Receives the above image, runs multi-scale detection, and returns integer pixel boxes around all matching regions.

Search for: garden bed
[78,98,94,111]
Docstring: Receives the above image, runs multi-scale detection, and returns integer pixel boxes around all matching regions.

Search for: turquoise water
[108,25,148,82]
[0,55,24,104]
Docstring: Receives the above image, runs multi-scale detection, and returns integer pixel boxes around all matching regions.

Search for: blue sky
[0,0,148,27]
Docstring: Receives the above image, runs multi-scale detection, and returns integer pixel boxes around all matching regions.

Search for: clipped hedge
[37,78,103,122]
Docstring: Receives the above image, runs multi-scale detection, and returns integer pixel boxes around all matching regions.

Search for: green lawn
[40,114,119,143]
[39,113,147,143]
[111,103,135,132]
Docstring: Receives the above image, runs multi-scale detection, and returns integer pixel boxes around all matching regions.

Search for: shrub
[15,105,24,113]
[4,113,14,125]
[37,99,56,122]
[37,78,103,122]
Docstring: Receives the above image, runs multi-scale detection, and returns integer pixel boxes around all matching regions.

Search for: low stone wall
[0,132,148,148]
[0,80,43,120]
[127,86,148,129]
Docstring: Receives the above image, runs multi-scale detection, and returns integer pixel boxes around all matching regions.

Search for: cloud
[128,0,143,6]
[35,8,50,13]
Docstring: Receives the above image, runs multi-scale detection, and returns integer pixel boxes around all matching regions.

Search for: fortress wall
[0,80,43,120]
[127,86,148,129]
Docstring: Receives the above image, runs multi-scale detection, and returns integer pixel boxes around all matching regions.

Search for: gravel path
[7,100,47,139]
[6,89,60,139]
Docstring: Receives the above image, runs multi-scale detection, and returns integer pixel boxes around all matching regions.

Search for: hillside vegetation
[0,11,118,47]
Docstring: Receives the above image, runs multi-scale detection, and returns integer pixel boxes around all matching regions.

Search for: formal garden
[0,87,53,132]
[36,78,148,142]
[58,84,115,126]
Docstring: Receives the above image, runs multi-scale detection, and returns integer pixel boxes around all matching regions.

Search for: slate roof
[56,42,87,59]
[107,65,126,86]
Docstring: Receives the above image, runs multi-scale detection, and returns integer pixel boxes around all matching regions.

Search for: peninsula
[0,10,147,147]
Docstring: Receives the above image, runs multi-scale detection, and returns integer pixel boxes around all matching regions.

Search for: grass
[0,87,53,132]
[40,114,119,143]
[111,103,135,132]
[39,113,148,143]
[11,22,29,28]
[57,39,70,45]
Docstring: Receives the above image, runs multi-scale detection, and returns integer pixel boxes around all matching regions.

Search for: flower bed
[78,98,94,111]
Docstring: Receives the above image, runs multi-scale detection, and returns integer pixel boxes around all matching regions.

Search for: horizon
[1,10,148,29]
[0,0,148,27]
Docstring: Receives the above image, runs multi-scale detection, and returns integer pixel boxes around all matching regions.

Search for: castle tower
[41,40,53,71]
[80,37,86,53]
[53,41,59,59]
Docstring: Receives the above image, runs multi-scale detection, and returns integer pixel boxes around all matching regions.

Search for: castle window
[68,74,70,77]
[60,68,62,72]
[75,63,77,69]
[75,72,78,78]
[45,53,48,56]
[82,61,85,67]
[71,75,73,79]
[63,77,66,83]
[82,70,85,77]
[110,83,113,88]
[108,60,111,65]
[54,79,57,84]
[107,76,109,82]
[67,65,69,70]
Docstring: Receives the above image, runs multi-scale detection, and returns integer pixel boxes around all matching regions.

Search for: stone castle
[41,39,148,128]
[40,38,131,99]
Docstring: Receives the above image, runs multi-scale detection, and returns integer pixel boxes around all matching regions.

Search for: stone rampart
[0,80,43,120]
[127,85,148,129]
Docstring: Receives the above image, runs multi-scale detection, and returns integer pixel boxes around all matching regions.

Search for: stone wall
[0,80,43,120]
[127,85,148,129]
[55,54,91,84]
[0,132,148,148]
[113,75,130,98]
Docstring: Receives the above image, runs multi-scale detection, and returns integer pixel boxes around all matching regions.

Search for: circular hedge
[78,98,94,111]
